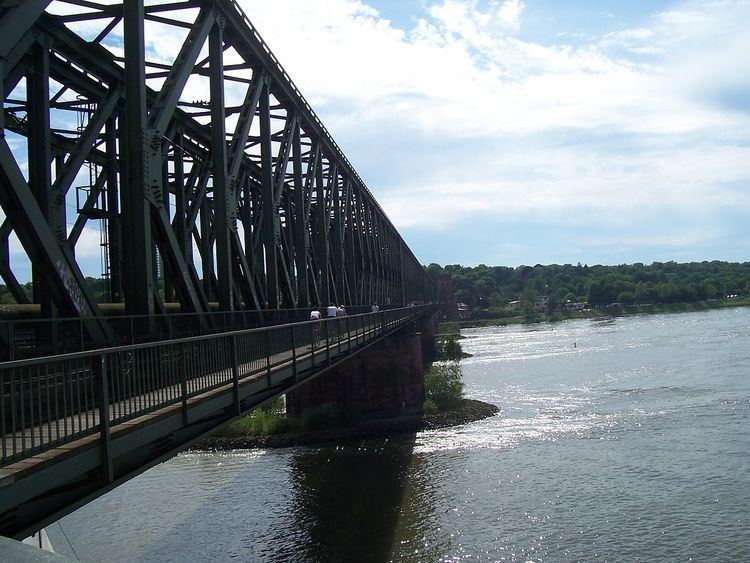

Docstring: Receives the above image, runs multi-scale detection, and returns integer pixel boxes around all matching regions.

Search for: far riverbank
[454,299,750,329]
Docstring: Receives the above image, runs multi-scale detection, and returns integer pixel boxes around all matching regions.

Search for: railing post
[310,321,316,366]
[180,342,189,425]
[9,321,14,361]
[98,354,113,483]
[325,319,330,364]
[230,334,240,415]
[291,324,298,383]
[346,316,351,352]
[266,329,272,387]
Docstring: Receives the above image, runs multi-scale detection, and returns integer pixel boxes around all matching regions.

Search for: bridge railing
[0,305,390,362]
[0,305,432,467]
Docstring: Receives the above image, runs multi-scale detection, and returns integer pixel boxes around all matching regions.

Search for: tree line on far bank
[426,260,750,313]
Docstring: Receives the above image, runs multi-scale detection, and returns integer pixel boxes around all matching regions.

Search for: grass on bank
[214,397,363,438]
[218,396,295,437]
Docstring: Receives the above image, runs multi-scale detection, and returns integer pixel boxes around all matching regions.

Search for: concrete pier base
[287,325,429,421]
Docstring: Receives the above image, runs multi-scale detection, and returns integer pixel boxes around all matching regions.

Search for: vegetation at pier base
[423,362,464,414]
[216,397,362,437]
[436,321,465,360]
[426,260,750,319]
[218,397,295,437]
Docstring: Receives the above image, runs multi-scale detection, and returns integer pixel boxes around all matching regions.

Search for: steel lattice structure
[0,0,434,344]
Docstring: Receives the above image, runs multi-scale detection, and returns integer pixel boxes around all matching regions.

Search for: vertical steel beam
[209,21,232,311]
[104,118,122,302]
[316,157,329,305]
[122,0,154,316]
[291,121,308,307]
[27,40,54,315]
[259,81,278,307]
[199,198,214,301]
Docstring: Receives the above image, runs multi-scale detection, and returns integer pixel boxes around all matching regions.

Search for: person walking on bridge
[310,308,322,344]
[326,303,338,340]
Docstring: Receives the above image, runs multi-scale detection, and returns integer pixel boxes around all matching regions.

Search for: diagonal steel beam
[0,220,30,304]
[0,138,109,341]
[53,86,120,199]
[67,169,106,246]
[228,70,264,179]
[273,111,296,206]
[0,0,51,60]
[147,7,214,136]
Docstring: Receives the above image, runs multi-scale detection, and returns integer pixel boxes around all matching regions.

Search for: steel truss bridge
[0,0,434,348]
[0,0,436,542]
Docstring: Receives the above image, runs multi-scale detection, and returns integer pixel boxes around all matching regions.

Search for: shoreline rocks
[191,398,499,451]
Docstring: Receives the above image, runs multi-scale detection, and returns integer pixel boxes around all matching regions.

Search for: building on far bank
[534,295,549,313]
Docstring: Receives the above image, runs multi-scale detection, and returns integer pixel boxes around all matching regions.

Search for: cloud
[20,0,749,270]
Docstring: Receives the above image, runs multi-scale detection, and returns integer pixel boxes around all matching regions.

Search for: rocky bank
[191,398,499,451]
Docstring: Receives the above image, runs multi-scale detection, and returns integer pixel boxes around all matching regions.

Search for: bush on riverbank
[424,361,464,412]
[438,322,461,336]
[436,336,464,360]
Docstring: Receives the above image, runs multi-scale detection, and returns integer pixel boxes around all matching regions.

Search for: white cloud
[237,0,749,247]
[27,0,750,267]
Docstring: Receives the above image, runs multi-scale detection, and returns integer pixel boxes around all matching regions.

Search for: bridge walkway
[1,316,373,461]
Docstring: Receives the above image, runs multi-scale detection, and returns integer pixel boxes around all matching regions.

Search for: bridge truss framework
[0,0,434,345]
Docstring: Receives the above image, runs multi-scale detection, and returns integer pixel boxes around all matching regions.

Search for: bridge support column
[287,328,426,420]
[419,313,438,362]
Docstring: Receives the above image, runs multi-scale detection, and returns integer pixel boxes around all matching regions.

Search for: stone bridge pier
[286,313,438,420]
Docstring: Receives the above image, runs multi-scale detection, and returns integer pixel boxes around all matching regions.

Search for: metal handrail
[0,305,433,467]
[0,307,407,369]
[0,304,399,361]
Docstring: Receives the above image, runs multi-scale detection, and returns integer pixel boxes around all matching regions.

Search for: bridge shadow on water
[272,433,433,562]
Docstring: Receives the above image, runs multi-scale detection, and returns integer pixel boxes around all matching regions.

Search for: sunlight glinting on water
[414,315,704,454]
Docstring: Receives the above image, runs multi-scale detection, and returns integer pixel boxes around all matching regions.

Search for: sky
[4,0,750,283]
[231,0,750,267]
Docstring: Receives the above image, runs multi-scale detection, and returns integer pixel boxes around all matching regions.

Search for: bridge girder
[0,0,435,342]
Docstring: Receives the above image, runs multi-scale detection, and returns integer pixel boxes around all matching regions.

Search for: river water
[49,308,750,561]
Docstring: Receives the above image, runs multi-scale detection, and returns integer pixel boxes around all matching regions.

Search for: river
[48,307,750,561]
